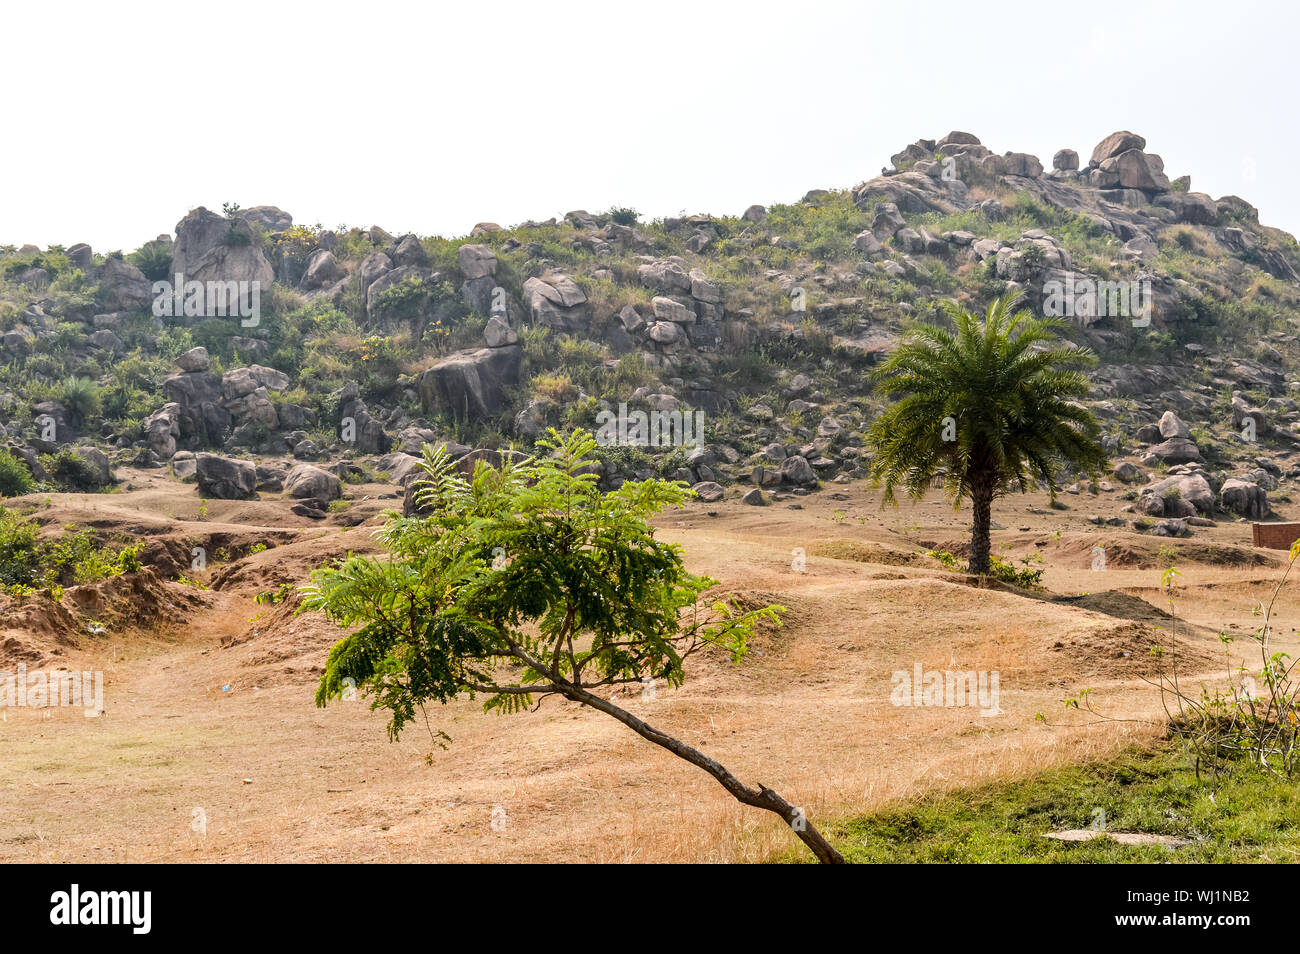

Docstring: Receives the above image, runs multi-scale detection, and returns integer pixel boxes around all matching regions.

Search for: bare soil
[1,469,1294,862]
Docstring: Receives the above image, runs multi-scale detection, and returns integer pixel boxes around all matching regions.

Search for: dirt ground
[1,466,1295,863]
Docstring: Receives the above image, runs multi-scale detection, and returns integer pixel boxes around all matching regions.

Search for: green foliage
[607,207,639,226]
[928,548,1045,588]
[0,507,41,585]
[820,744,1299,863]
[58,376,101,424]
[0,508,142,587]
[304,430,779,741]
[127,241,174,282]
[42,449,110,492]
[0,450,35,497]
[867,294,1107,573]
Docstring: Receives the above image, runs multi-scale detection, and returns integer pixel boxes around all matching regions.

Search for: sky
[3,0,1297,251]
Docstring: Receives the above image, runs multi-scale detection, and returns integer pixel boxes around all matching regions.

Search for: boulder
[692,481,725,502]
[97,257,154,311]
[143,403,181,458]
[1052,149,1079,171]
[301,249,344,289]
[1158,410,1190,439]
[523,275,588,331]
[1143,474,1214,515]
[1089,131,1146,166]
[417,345,522,421]
[389,234,430,269]
[457,244,497,280]
[1144,437,1201,465]
[1098,149,1170,192]
[238,206,293,231]
[1153,192,1218,225]
[195,454,257,500]
[779,455,816,486]
[483,315,517,347]
[171,207,275,289]
[176,346,211,372]
[652,296,694,324]
[163,372,231,447]
[1112,462,1144,484]
[1220,478,1269,519]
[284,463,342,503]
[636,259,692,295]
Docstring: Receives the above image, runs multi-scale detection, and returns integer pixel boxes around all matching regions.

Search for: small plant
[255,583,293,605]
[0,450,35,497]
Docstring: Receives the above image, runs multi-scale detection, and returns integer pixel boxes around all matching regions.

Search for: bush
[127,241,174,282]
[0,507,41,586]
[0,451,34,497]
[43,450,109,492]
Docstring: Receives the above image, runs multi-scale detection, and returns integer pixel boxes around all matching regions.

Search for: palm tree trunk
[969,482,994,576]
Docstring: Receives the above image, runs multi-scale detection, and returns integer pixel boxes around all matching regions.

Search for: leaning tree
[866,293,1107,575]
[302,429,844,863]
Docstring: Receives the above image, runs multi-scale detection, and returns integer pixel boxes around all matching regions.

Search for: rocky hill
[2,129,1299,534]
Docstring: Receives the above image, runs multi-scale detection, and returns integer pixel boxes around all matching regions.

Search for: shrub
[0,450,34,497]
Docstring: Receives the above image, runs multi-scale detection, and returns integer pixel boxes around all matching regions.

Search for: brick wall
[1252,522,1300,550]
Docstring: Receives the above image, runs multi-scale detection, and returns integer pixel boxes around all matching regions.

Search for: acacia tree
[866,294,1107,575]
[302,430,844,864]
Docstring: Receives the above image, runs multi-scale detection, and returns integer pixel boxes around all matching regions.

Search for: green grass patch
[801,744,1300,863]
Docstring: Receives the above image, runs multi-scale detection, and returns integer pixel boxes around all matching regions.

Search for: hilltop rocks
[1154,192,1218,225]
[176,347,210,372]
[1098,149,1170,192]
[417,345,522,421]
[171,207,274,288]
[389,234,429,269]
[457,244,497,280]
[301,249,344,289]
[524,275,588,331]
[195,454,257,500]
[96,257,153,311]
[1052,149,1079,171]
[238,206,293,232]
[359,251,392,298]
[638,259,693,295]
[1090,131,1146,166]
[483,315,517,347]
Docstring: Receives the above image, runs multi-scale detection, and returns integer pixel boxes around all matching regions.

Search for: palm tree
[866,294,1107,576]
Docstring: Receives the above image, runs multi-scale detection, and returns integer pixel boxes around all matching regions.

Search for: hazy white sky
[4,0,1297,251]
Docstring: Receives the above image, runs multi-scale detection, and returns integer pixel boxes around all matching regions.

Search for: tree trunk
[969,481,994,576]
[559,682,845,863]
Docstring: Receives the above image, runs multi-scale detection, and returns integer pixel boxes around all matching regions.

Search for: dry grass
[1,467,1295,862]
